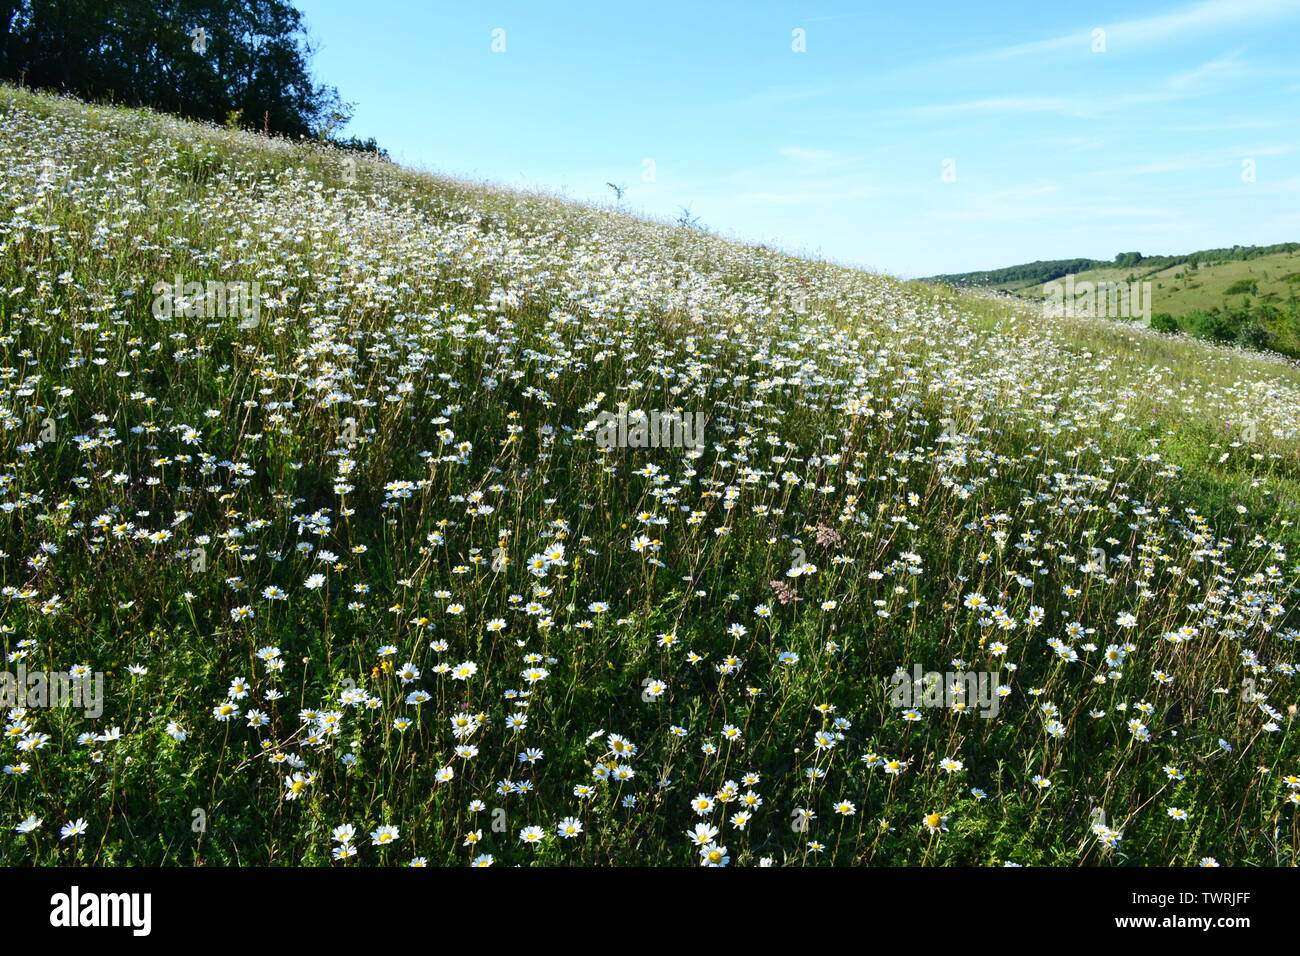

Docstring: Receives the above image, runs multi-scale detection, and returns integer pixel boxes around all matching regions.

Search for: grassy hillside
[1,86,1298,867]
[927,247,1300,359]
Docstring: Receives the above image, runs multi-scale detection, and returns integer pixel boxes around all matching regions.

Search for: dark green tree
[0,0,347,139]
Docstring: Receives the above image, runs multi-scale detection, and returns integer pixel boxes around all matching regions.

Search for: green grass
[0,85,1297,868]
[934,252,1300,358]
[981,252,1300,313]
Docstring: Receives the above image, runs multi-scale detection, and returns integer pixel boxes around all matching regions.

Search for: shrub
[1184,309,1236,343]
[1235,321,1272,350]
[1150,312,1180,334]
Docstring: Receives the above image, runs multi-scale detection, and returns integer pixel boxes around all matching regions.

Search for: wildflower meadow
[0,86,1297,867]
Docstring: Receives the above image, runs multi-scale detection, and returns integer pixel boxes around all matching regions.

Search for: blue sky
[294,0,1300,277]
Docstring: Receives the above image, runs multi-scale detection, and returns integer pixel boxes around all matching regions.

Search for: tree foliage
[0,0,348,139]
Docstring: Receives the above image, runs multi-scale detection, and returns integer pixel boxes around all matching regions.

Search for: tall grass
[0,86,1295,866]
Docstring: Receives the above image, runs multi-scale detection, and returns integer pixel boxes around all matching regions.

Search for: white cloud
[777,146,847,164]
[732,187,880,204]
[898,53,1257,119]
[972,0,1299,62]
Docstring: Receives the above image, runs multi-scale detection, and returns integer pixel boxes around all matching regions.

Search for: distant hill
[925,243,1300,289]
[925,257,1108,289]
[924,243,1300,358]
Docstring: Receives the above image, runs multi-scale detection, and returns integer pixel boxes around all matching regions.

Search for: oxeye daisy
[212,701,239,721]
[60,818,88,840]
[922,812,948,834]
[283,773,311,800]
[680,821,717,846]
[699,842,730,866]
[690,794,715,815]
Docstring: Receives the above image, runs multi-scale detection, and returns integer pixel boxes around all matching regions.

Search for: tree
[0,0,346,139]
[1150,312,1180,334]
[1235,321,1271,351]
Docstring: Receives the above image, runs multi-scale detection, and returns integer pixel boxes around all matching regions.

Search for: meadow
[1,86,1297,866]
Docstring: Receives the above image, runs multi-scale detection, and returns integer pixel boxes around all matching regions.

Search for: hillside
[927,243,1300,292]
[1,86,1298,867]
[926,246,1300,358]
[926,257,1112,291]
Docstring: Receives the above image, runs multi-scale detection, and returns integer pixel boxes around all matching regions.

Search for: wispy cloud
[937,0,1300,67]
[1059,136,1108,151]
[1089,144,1296,177]
[865,0,1300,115]
[731,187,880,204]
[1164,51,1247,91]
[711,147,880,205]
[729,83,838,109]
[1161,118,1293,132]
[776,146,861,169]
[895,53,1254,119]
[1096,0,1300,48]
[939,199,1175,224]
[906,96,1076,116]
